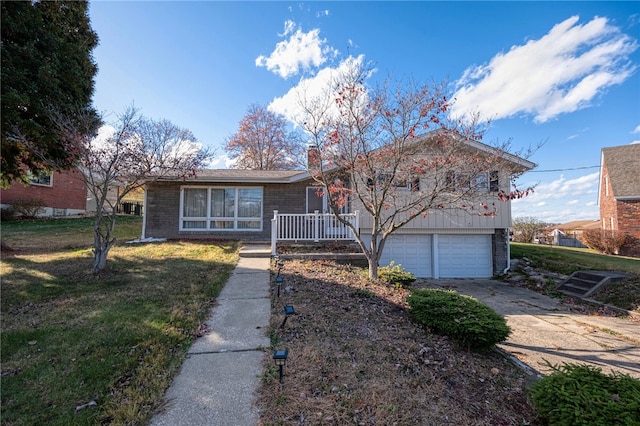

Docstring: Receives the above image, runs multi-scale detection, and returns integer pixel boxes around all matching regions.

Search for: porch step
[556,270,631,298]
[239,244,272,258]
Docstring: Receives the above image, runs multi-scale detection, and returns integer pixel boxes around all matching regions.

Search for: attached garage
[437,235,492,278]
[376,233,493,279]
[379,234,432,278]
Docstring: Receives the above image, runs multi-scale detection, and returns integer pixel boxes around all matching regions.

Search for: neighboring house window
[604,176,609,197]
[180,186,263,231]
[610,217,615,231]
[28,171,53,187]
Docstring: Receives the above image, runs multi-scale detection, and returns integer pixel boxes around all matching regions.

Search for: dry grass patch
[257,259,537,425]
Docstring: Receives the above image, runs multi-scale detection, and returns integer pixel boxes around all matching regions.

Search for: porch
[270,210,359,255]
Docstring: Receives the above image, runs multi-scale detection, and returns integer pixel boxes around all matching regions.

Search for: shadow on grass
[0,240,237,425]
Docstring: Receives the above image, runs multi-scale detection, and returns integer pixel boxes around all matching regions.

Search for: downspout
[141,187,147,240]
[503,229,510,274]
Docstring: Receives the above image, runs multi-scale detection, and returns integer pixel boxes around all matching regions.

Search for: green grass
[511,243,640,311]
[1,216,238,425]
[510,242,640,276]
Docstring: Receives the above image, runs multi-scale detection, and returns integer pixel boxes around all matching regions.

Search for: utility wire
[528,165,600,173]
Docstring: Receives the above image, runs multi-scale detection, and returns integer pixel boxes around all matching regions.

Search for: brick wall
[0,170,87,212]
[144,179,312,241]
[599,163,617,231]
[618,200,640,257]
[493,229,508,276]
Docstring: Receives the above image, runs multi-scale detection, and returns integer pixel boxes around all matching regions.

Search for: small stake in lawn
[274,261,285,297]
[280,305,295,328]
[272,349,288,384]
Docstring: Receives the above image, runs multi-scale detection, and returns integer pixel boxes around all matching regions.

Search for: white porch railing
[271,210,359,255]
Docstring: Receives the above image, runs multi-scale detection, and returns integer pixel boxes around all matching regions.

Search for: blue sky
[88,1,640,224]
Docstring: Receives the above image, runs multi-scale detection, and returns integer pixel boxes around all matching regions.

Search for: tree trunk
[93,244,112,275]
[368,260,379,280]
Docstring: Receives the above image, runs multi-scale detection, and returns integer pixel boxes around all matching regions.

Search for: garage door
[438,235,491,278]
[379,235,432,278]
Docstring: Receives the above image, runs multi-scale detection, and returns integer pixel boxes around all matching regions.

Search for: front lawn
[1,216,238,424]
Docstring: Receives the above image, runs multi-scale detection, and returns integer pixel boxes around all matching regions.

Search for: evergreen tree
[1,0,100,186]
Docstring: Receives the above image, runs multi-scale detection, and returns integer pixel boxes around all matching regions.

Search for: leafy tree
[292,60,534,279]
[65,107,215,273]
[225,104,300,170]
[511,216,546,243]
[1,0,100,187]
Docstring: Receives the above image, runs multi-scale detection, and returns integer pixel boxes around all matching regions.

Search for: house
[143,134,535,278]
[598,143,640,257]
[0,169,87,217]
[543,220,600,247]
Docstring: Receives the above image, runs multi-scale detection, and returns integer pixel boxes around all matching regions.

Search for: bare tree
[66,106,214,273]
[225,104,301,170]
[293,61,534,278]
[511,216,548,243]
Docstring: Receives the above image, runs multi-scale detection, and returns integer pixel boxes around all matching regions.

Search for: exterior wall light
[272,349,288,383]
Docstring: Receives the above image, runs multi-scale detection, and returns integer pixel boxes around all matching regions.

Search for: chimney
[307,143,321,172]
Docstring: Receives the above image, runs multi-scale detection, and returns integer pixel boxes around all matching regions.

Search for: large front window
[180,187,263,231]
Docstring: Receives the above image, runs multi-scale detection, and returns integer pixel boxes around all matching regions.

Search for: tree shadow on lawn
[0,240,237,425]
[257,259,539,426]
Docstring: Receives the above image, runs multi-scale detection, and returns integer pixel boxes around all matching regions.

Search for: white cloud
[632,125,640,134]
[256,21,339,79]
[268,54,368,124]
[451,16,638,123]
[512,171,600,222]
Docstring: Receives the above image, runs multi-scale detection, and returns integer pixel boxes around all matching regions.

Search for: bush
[1,206,16,221]
[407,288,510,351]
[582,229,628,255]
[529,363,640,426]
[379,262,416,288]
[11,198,45,218]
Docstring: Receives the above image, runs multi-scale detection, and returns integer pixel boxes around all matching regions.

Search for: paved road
[424,279,640,379]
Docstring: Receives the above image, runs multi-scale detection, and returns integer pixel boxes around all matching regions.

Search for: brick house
[0,169,87,216]
[598,143,640,257]
[143,134,534,278]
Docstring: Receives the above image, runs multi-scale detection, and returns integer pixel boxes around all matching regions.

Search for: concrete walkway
[427,279,640,379]
[150,245,271,426]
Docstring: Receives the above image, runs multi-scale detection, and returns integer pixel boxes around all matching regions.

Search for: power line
[528,165,600,173]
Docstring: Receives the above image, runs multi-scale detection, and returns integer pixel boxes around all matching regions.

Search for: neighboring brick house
[0,169,87,216]
[598,143,640,257]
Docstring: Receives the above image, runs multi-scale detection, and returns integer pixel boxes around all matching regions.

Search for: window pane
[183,220,207,229]
[211,189,235,217]
[238,188,262,218]
[238,220,260,229]
[183,188,207,217]
[212,220,234,229]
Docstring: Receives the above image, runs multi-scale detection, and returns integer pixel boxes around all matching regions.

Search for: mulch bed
[257,259,538,425]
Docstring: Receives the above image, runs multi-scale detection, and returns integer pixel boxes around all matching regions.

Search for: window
[28,171,53,187]
[367,173,419,191]
[445,171,498,192]
[180,187,262,231]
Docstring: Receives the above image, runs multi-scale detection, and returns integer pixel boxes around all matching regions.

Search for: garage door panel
[380,235,432,278]
[439,235,491,278]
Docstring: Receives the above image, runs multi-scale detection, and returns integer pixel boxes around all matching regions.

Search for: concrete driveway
[420,279,640,379]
